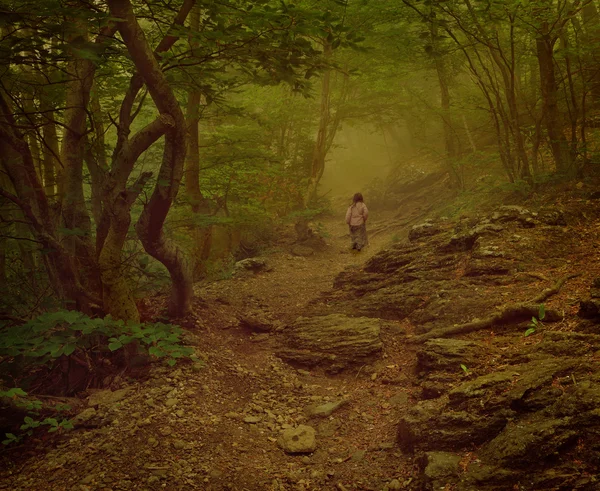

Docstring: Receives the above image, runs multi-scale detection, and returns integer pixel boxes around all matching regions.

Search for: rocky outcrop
[398,335,600,490]
[323,202,600,490]
[277,314,383,371]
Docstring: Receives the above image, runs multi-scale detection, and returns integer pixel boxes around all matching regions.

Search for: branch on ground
[408,273,579,344]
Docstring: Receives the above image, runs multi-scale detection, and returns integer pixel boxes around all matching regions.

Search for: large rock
[277,314,383,370]
[409,222,442,241]
[397,397,511,452]
[417,339,486,374]
[421,451,462,488]
[278,425,317,454]
[489,205,536,228]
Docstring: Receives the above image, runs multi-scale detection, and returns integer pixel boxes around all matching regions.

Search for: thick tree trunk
[537,33,572,175]
[434,55,461,188]
[107,0,194,318]
[185,5,213,279]
[60,16,102,309]
[304,41,332,208]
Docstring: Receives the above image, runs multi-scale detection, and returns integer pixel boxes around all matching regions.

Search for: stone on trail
[408,221,442,241]
[304,399,349,418]
[278,425,317,454]
[291,244,315,257]
[87,388,131,407]
[233,257,273,275]
[239,312,276,332]
[277,314,383,370]
[422,451,461,485]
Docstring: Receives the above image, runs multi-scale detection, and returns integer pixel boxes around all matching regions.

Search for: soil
[3,179,600,491]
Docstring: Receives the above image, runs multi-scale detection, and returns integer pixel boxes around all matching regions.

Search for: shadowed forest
[3,0,600,490]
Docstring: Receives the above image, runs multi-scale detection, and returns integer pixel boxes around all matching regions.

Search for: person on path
[345,192,369,251]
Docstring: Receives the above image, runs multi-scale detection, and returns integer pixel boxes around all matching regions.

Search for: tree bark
[304,40,332,207]
[184,5,213,279]
[107,0,194,318]
[537,32,572,175]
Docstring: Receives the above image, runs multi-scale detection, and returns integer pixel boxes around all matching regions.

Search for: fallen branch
[532,273,580,303]
[408,273,578,344]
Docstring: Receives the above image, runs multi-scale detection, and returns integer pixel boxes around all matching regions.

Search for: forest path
[3,203,419,491]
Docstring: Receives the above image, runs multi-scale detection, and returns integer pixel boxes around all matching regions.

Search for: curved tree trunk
[107,0,194,318]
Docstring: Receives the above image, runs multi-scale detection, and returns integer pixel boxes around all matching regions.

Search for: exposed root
[408,273,579,344]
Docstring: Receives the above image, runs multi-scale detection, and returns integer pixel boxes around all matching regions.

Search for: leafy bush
[0,387,73,445]
[0,310,193,366]
[0,311,195,395]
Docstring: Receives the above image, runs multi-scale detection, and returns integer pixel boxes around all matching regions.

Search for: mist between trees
[1,0,599,322]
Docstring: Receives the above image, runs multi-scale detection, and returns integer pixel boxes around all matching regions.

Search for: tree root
[408,273,579,344]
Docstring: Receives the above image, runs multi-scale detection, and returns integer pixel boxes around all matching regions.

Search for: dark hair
[352,193,364,203]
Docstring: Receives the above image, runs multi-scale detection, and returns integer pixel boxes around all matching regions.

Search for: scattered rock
[87,388,131,407]
[72,407,96,424]
[304,399,349,418]
[233,257,273,275]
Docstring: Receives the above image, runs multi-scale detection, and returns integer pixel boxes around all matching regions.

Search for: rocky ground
[3,177,600,490]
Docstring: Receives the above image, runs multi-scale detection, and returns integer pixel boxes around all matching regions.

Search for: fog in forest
[3,0,600,489]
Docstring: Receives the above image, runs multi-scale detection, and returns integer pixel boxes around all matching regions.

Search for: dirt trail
[1,207,418,491]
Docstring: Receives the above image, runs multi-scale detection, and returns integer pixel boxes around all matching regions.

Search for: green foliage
[460,364,469,374]
[0,310,194,371]
[0,387,74,445]
[525,304,545,337]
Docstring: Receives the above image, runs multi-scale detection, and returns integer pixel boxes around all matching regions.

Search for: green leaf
[167,359,177,366]
[61,311,82,324]
[5,388,27,398]
[539,304,546,320]
[525,327,536,337]
[148,346,165,357]
[460,364,469,373]
[50,346,64,358]
[63,344,76,356]
[108,340,123,351]
[60,420,74,430]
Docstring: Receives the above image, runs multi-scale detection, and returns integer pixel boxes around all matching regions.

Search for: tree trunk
[59,14,102,309]
[41,102,59,202]
[304,40,332,207]
[536,32,572,175]
[107,0,194,318]
[185,5,212,279]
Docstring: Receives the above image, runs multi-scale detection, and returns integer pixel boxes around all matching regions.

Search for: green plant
[525,304,545,337]
[460,364,469,374]
[0,387,73,445]
[0,310,194,368]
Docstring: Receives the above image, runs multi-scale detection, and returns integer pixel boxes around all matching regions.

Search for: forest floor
[4,179,600,490]
[1,204,420,491]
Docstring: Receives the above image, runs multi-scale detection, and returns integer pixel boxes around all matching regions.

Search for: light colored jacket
[345,202,369,226]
